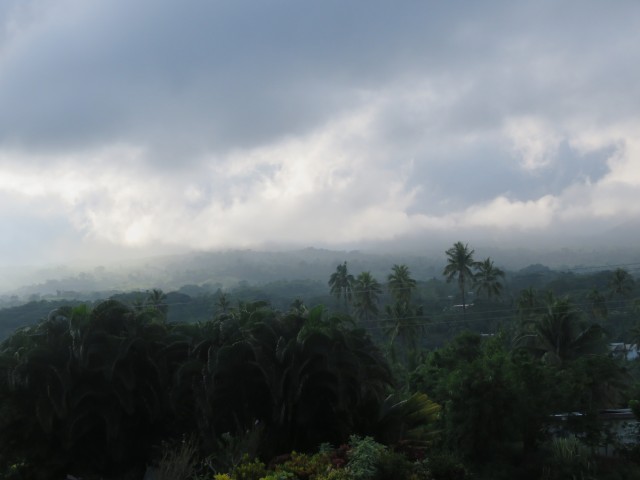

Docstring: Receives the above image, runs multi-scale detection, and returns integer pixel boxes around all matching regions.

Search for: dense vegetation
[1,243,640,479]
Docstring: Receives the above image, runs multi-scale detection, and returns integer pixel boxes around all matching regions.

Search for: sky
[1,0,640,267]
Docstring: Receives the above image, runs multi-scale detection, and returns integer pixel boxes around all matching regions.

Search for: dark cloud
[1,0,640,268]
[0,0,451,158]
[10,1,636,157]
[1,0,638,159]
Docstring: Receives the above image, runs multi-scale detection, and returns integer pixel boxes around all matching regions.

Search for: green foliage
[203,428,265,475]
[261,472,297,480]
[415,328,632,464]
[473,257,505,300]
[275,451,332,479]
[541,436,595,480]
[0,301,183,478]
[507,350,558,452]
[443,242,477,313]
[213,474,233,480]
[516,296,607,366]
[346,435,387,480]
[373,448,416,480]
[152,437,199,480]
[0,300,395,478]
[424,451,470,480]
[609,268,636,300]
[440,336,516,459]
[371,392,441,451]
[3,250,640,479]
[384,300,425,368]
[313,470,352,480]
[388,264,417,305]
[328,262,355,312]
[230,454,267,480]
[353,271,382,323]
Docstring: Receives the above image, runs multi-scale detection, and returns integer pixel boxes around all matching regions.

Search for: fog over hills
[3,241,640,300]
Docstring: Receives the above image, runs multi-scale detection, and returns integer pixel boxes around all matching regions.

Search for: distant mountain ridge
[2,245,640,300]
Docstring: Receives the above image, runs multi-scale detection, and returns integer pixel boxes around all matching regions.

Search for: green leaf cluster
[0,300,398,478]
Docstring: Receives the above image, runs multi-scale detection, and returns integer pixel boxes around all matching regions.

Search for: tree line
[1,242,640,479]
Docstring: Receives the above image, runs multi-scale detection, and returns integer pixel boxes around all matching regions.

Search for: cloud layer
[1,0,640,265]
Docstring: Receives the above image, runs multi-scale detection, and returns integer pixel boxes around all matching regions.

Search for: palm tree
[372,392,441,448]
[443,242,478,313]
[587,288,608,320]
[0,300,183,478]
[473,257,505,300]
[353,271,382,323]
[384,264,424,364]
[608,268,635,303]
[215,291,231,315]
[328,261,354,312]
[516,287,539,319]
[387,264,417,305]
[146,288,168,321]
[221,307,393,455]
[607,268,636,314]
[384,301,425,366]
[516,297,607,366]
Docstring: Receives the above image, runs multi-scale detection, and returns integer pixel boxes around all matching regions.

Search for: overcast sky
[1,0,640,267]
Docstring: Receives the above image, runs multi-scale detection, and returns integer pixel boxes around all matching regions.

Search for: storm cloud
[1,0,640,266]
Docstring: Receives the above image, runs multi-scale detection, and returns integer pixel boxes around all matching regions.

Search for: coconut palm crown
[443,242,478,313]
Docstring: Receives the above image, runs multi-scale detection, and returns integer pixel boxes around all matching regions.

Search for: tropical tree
[146,288,168,320]
[0,300,191,479]
[442,242,478,313]
[586,288,608,320]
[0,298,401,476]
[370,392,441,449]
[289,298,308,315]
[473,257,505,300]
[215,291,231,315]
[608,268,636,302]
[353,271,382,323]
[201,304,394,456]
[516,287,540,320]
[387,264,417,305]
[412,332,520,460]
[384,302,425,366]
[515,297,607,366]
[328,261,355,312]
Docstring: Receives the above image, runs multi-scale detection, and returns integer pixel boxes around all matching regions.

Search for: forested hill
[1,248,444,298]
[4,246,640,303]
[1,255,638,345]
[2,246,640,478]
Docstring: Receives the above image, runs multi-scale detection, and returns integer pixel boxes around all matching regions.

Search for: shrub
[260,473,296,480]
[346,436,387,480]
[424,452,469,480]
[374,449,415,480]
[541,436,595,480]
[276,451,332,479]
[313,470,352,480]
[152,437,198,480]
[231,454,267,480]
